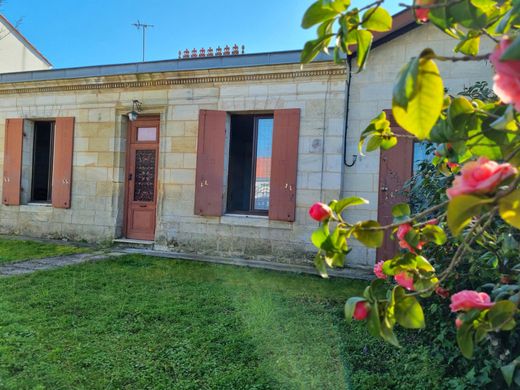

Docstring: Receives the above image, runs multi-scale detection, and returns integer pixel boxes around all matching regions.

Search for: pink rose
[446,157,517,199]
[353,301,370,320]
[490,38,520,111]
[449,290,495,312]
[396,224,424,253]
[415,0,432,22]
[455,317,463,329]
[395,271,415,291]
[374,260,387,280]
[309,202,332,222]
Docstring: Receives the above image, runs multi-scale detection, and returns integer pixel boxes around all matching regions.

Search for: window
[226,114,273,215]
[31,121,55,202]
[413,142,433,175]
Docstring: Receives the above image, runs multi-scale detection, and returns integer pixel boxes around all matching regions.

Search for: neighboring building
[0,10,494,269]
[0,15,51,73]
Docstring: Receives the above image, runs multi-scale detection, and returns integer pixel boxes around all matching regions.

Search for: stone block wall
[0,61,347,266]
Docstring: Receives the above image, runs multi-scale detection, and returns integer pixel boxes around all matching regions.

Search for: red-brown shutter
[194,110,227,216]
[52,117,75,209]
[2,118,24,206]
[376,109,414,260]
[269,109,301,222]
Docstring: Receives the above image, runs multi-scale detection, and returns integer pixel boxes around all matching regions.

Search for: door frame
[123,115,161,240]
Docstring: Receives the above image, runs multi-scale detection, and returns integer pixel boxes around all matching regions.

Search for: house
[0,14,51,73]
[0,10,494,269]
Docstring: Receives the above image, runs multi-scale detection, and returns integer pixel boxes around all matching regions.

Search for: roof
[0,9,417,85]
[0,14,52,67]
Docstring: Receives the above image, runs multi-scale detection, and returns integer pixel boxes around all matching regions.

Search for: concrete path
[0,251,126,277]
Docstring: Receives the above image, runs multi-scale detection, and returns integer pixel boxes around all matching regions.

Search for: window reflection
[254,118,273,211]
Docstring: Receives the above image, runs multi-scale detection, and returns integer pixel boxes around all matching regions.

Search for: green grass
[0,238,88,264]
[0,255,447,389]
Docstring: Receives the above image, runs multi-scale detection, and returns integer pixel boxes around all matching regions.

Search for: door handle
[128,173,133,181]
[381,186,388,192]
[139,205,147,208]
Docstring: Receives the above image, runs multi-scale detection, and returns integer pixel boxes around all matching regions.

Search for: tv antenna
[133,20,154,62]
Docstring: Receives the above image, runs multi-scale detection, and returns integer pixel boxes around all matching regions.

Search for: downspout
[343,57,356,168]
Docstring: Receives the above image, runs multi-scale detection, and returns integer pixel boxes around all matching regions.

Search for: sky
[2,0,405,69]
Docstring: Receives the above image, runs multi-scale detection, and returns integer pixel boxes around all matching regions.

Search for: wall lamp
[128,100,143,121]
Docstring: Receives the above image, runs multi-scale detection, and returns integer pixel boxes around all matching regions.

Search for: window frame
[226,113,274,216]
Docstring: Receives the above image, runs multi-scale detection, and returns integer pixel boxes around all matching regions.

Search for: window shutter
[2,119,24,206]
[269,109,300,222]
[52,117,75,209]
[194,109,227,216]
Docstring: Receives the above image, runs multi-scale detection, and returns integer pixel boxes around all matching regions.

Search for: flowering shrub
[301,0,520,386]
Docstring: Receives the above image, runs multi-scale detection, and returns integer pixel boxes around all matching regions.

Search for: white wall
[0,18,51,73]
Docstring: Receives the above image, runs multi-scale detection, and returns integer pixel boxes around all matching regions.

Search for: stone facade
[0,61,346,265]
[0,23,496,267]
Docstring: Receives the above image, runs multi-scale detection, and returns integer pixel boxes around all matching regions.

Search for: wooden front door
[376,111,414,261]
[124,117,160,241]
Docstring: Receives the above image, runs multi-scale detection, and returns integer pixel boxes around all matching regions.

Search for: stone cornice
[0,67,346,96]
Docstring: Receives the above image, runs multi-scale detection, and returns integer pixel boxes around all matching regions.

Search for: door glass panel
[137,127,157,142]
[134,150,156,202]
[254,118,273,210]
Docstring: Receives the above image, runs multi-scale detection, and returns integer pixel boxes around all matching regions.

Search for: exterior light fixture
[128,100,143,121]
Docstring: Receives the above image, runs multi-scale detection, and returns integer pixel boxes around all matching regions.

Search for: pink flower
[446,157,517,199]
[374,261,387,280]
[395,272,415,291]
[396,224,424,253]
[449,290,495,312]
[455,317,463,329]
[490,38,520,111]
[447,162,459,170]
[415,0,432,22]
[309,202,332,222]
[353,301,370,320]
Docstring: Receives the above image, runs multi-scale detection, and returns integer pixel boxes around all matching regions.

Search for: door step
[113,238,154,248]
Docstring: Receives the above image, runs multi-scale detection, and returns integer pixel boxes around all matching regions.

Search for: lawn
[0,237,88,264]
[0,255,448,389]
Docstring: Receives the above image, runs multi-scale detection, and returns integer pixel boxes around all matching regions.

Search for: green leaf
[455,34,481,56]
[366,299,381,338]
[487,300,517,329]
[314,254,329,278]
[392,203,411,219]
[344,296,366,322]
[501,35,520,61]
[457,322,475,359]
[392,52,444,140]
[392,57,419,108]
[447,195,492,236]
[499,190,520,230]
[334,196,369,214]
[421,225,447,245]
[501,361,517,387]
[325,0,351,13]
[366,135,382,152]
[393,286,425,329]
[301,34,335,63]
[361,7,392,32]
[302,1,339,29]
[353,220,384,248]
[311,225,334,251]
[355,29,373,71]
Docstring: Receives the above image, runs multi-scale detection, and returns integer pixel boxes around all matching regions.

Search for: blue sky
[2,0,405,69]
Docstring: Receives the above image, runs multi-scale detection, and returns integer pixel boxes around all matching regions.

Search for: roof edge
[0,14,52,67]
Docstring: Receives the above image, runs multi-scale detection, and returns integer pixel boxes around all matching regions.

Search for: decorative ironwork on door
[133,149,156,202]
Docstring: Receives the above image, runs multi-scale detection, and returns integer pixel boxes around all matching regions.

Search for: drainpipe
[343,56,357,168]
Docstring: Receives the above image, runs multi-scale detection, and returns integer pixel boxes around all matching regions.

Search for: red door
[124,117,160,241]
[376,111,414,261]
